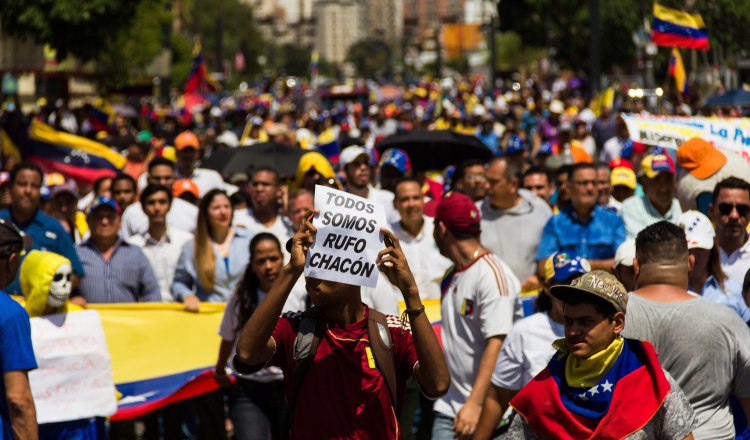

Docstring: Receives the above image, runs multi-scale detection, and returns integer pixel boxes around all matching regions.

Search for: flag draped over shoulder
[651,2,709,50]
[669,48,687,94]
[18,119,125,185]
[510,339,670,440]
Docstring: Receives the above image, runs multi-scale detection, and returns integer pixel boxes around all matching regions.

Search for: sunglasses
[718,202,750,217]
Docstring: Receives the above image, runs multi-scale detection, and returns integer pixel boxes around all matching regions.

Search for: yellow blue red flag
[25,119,125,185]
[669,47,687,94]
[651,2,709,50]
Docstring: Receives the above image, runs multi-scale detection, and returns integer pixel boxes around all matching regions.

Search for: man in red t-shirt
[234,210,450,439]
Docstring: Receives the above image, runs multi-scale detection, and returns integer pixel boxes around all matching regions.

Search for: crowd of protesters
[1,74,750,440]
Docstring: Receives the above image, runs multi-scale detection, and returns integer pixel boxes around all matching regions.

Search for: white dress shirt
[120,198,198,239]
[176,167,225,196]
[233,209,293,248]
[127,228,194,302]
[390,216,452,299]
[721,237,750,287]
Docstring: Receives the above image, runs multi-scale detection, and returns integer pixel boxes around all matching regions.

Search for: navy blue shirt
[0,292,37,438]
[0,209,84,295]
[536,205,626,261]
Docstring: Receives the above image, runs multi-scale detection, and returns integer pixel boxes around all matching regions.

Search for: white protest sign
[622,114,750,163]
[29,310,117,424]
[304,185,387,287]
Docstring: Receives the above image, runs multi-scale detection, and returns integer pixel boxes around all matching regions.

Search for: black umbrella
[704,89,750,107]
[375,129,492,171]
[201,142,306,178]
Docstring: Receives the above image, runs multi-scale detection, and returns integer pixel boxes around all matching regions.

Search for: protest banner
[28,310,117,424]
[304,185,387,288]
[622,114,750,163]
[88,303,226,420]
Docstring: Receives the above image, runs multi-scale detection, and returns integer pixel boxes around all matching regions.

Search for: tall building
[314,0,366,65]
[242,0,315,47]
[364,0,403,44]
[403,0,463,41]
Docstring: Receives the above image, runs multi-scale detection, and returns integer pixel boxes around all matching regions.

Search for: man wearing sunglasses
[710,177,750,287]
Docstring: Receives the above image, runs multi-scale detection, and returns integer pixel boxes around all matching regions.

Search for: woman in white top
[215,232,288,440]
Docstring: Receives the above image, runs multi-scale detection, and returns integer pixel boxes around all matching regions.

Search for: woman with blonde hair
[173,189,252,310]
[172,189,253,439]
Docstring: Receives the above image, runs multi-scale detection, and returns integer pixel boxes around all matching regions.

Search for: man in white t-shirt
[173,131,225,196]
[475,252,590,438]
[339,145,399,224]
[390,178,451,299]
[431,192,520,439]
[120,157,198,238]
[233,167,293,247]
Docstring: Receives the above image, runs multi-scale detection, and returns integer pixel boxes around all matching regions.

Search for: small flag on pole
[668,47,687,94]
[311,50,319,80]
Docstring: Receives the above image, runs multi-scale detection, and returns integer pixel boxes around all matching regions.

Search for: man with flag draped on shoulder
[506,270,696,439]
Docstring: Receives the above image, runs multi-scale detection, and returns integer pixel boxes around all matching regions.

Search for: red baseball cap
[608,157,633,170]
[435,192,481,236]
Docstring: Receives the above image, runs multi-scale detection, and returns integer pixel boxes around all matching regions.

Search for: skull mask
[48,262,72,308]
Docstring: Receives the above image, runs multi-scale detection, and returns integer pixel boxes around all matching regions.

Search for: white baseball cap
[549,99,565,114]
[678,210,715,250]
[614,239,636,267]
[339,146,371,169]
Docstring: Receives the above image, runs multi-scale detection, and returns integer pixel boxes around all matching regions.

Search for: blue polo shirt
[0,292,37,438]
[536,205,626,261]
[0,208,84,295]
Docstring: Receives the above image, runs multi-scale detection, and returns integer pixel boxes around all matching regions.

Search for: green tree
[95,0,171,91]
[497,0,750,73]
[495,31,547,70]
[2,0,142,61]
[179,0,264,86]
[347,38,393,78]
[497,0,641,73]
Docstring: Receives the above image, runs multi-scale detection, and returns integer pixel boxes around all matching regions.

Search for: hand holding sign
[377,228,419,297]
[304,186,386,287]
[290,209,318,272]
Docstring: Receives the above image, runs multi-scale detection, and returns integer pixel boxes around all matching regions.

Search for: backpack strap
[367,309,398,407]
[286,308,321,439]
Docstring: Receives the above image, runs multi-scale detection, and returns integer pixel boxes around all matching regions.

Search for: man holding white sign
[304,186,386,287]
[307,185,399,315]
[233,197,450,439]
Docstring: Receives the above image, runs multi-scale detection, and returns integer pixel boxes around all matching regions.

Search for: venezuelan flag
[311,50,319,79]
[184,41,221,114]
[26,119,125,185]
[669,47,687,94]
[87,303,227,420]
[88,99,114,134]
[317,127,340,165]
[652,3,709,50]
[0,128,22,162]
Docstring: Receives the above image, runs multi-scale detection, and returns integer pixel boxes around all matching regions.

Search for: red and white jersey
[269,306,418,439]
[435,253,521,418]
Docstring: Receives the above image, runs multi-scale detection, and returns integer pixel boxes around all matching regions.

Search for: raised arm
[235,210,318,367]
[377,228,450,398]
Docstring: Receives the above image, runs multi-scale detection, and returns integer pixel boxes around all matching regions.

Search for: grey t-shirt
[479,189,552,281]
[623,294,750,440]
[507,369,696,439]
